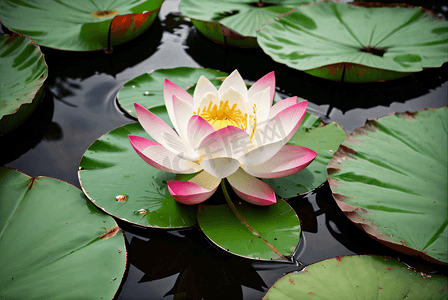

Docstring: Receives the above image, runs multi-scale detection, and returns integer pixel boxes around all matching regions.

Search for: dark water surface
[2,1,447,299]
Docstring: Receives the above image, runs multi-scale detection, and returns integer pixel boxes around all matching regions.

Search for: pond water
[1,0,447,299]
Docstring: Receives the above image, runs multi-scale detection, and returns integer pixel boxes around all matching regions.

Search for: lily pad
[263,110,347,199]
[0,167,126,299]
[78,122,197,228]
[0,0,164,51]
[179,0,315,48]
[197,196,300,261]
[263,255,448,299]
[327,107,448,264]
[0,33,47,135]
[117,67,228,118]
[257,2,448,82]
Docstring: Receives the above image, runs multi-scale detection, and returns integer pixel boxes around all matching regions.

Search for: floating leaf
[328,107,448,264]
[257,2,448,82]
[117,67,228,118]
[79,122,197,228]
[0,167,126,299]
[0,0,164,51]
[263,107,347,199]
[0,33,47,135]
[197,196,300,261]
[179,0,315,47]
[263,255,448,299]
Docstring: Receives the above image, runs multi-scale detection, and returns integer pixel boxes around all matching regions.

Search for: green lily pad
[0,167,126,299]
[179,0,315,48]
[328,107,448,265]
[197,197,300,261]
[0,0,164,51]
[78,122,197,228]
[117,67,228,118]
[0,33,47,136]
[263,109,347,199]
[257,2,448,82]
[263,255,448,299]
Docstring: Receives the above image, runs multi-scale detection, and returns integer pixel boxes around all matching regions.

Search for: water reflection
[0,88,56,165]
[116,224,302,300]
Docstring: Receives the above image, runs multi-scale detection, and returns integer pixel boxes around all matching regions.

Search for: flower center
[194,100,247,131]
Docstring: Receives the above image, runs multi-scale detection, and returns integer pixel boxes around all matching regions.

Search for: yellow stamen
[193,100,249,131]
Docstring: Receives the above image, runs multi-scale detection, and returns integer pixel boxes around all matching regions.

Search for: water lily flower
[129,70,317,206]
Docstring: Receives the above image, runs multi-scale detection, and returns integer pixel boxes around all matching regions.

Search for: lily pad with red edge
[263,255,448,299]
[78,122,197,228]
[256,1,448,82]
[0,167,126,299]
[0,33,47,136]
[179,0,316,48]
[117,67,228,118]
[262,104,347,199]
[197,195,301,261]
[0,0,164,51]
[327,107,448,265]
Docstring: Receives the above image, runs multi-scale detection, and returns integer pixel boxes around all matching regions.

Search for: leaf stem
[221,179,248,227]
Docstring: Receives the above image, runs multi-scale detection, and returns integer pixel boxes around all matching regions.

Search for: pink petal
[172,95,194,141]
[129,135,202,174]
[163,79,194,105]
[168,180,218,205]
[227,168,276,206]
[248,71,275,106]
[196,126,250,159]
[187,115,215,149]
[268,96,298,119]
[200,157,240,178]
[193,75,218,108]
[254,101,308,147]
[163,79,194,132]
[242,145,317,178]
[134,103,178,146]
[218,70,247,100]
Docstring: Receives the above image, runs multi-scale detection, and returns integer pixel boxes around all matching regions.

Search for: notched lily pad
[328,107,448,264]
[0,0,165,51]
[263,255,448,299]
[0,167,126,299]
[257,1,448,82]
[0,33,47,135]
[179,0,316,48]
[197,197,301,261]
[117,67,228,118]
[78,122,197,228]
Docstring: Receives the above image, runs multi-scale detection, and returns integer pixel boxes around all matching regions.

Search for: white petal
[218,70,247,100]
[161,132,200,161]
[237,140,283,166]
[193,75,218,108]
[253,101,308,147]
[246,86,271,125]
[173,95,194,142]
[200,157,240,178]
[187,115,215,149]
